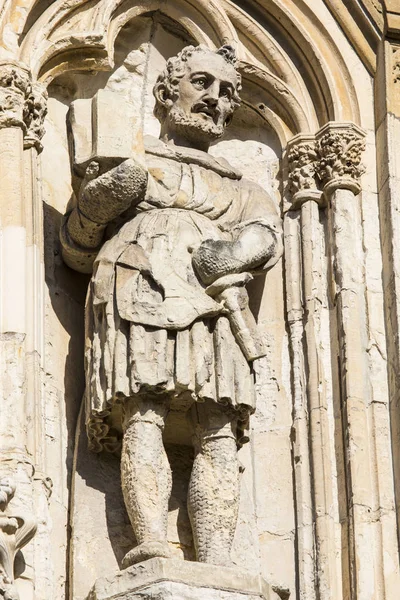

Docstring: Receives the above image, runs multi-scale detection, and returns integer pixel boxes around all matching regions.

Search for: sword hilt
[205,273,268,362]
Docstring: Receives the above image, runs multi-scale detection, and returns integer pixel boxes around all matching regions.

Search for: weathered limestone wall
[0,2,399,600]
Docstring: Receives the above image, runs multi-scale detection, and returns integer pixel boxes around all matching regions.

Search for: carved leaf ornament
[287,141,318,194]
[316,131,365,186]
[285,125,366,209]
[0,63,47,150]
[0,479,37,600]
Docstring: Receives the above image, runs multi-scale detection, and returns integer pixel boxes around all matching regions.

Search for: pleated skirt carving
[85,209,256,452]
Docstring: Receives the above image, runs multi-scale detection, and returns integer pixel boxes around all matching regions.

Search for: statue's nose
[203,82,219,104]
[205,95,218,106]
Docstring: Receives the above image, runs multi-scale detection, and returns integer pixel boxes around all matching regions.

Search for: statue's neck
[159,127,210,153]
[144,135,242,181]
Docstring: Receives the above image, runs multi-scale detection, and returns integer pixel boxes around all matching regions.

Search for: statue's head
[153,44,241,148]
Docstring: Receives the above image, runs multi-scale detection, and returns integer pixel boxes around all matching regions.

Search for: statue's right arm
[60,158,148,273]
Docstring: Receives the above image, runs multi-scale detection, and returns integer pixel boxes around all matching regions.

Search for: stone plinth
[87,558,282,600]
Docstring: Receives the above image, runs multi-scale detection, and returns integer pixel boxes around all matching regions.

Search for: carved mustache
[192,102,221,120]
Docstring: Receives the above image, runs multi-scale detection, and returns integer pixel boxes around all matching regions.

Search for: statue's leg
[188,401,240,566]
[121,395,172,568]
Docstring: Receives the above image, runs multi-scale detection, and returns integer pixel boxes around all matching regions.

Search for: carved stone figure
[61,45,283,568]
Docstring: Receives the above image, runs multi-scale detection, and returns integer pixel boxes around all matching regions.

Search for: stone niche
[40,13,293,600]
[5,1,399,600]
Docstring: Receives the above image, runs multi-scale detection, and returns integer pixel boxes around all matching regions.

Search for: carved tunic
[84,137,282,452]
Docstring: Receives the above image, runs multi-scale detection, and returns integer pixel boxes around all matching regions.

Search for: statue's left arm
[192,181,283,285]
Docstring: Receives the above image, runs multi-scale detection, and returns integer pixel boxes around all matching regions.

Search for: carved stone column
[0,74,47,457]
[315,122,374,600]
[21,82,52,600]
[375,16,400,599]
[0,61,46,599]
[0,61,31,339]
[286,135,338,600]
[22,83,48,479]
[284,136,316,600]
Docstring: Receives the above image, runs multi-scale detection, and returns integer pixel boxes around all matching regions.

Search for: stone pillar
[315,122,379,600]
[0,62,30,449]
[0,61,47,600]
[375,6,400,565]
[286,135,338,600]
[284,135,316,600]
[23,83,53,600]
[22,82,48,483]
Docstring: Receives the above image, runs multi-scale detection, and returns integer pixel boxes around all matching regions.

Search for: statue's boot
[188,401,240,567]
[121,396,172,568]
[122,540,171,568]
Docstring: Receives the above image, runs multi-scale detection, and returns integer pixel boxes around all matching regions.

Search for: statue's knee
[189,400,238,452]
[122,395,169,432]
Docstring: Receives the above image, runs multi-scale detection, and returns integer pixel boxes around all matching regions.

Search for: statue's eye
[193,77,207,88]
[220,87,232,99]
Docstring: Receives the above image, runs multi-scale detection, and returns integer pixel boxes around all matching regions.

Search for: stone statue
[61,44,283,568]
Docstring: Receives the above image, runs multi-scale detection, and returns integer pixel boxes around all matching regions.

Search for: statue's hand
[192,239,242,285]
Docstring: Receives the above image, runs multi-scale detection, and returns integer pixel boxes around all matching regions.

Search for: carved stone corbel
[285,134,323,210]
[0,478,37,600]
[0,62,31,131]
[315,122,366,195]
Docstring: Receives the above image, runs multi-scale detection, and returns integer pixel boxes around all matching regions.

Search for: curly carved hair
[153,44,242,123]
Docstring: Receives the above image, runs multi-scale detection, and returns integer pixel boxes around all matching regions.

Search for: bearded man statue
[61,44,283,569]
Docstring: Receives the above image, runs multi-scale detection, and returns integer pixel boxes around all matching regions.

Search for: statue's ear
[224,114,233,128]
[153,81,170,109]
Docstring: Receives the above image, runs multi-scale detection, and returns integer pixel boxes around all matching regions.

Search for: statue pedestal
[87,557,283,600]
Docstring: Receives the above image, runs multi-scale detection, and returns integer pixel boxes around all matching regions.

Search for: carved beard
[166,104,226,143]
